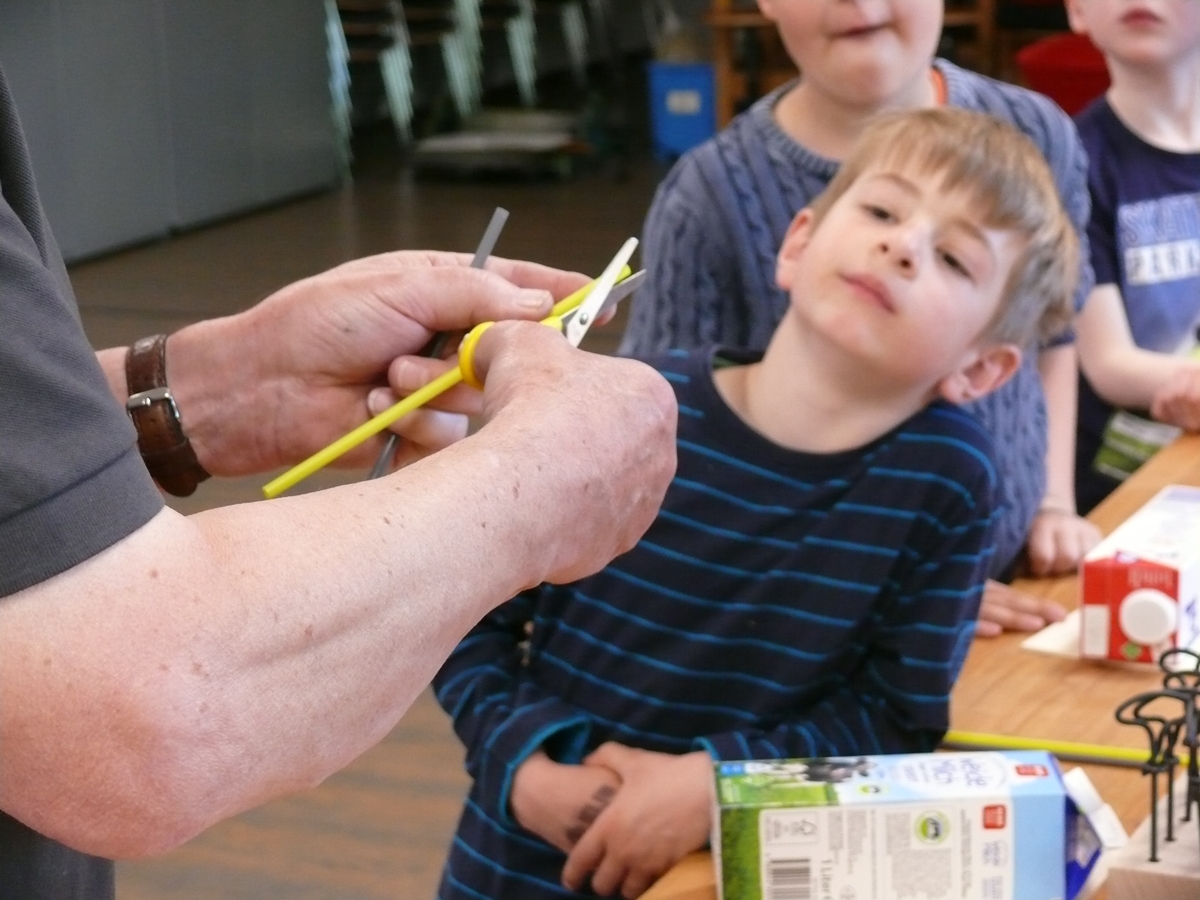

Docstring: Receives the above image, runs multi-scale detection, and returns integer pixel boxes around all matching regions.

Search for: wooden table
[643,434,1200,900]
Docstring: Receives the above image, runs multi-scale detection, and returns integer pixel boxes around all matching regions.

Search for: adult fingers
[340,251,590,305]
[469,323,678,584]
[485,256,591,300]
[386,356,485,417]
[363,399,469,468]
[365,265,556,337]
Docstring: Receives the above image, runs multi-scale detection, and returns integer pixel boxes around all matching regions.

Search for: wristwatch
[125,333,211,496]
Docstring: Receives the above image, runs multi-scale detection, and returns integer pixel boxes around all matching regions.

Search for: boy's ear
[775,208,815,291]
[935,343,1023,405]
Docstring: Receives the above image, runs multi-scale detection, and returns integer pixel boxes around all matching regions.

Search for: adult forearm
[0,417,616,858]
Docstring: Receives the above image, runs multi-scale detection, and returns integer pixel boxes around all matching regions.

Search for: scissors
[262,238,643,499]
[459,236,640,389]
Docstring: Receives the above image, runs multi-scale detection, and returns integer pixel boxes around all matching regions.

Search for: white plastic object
[1118,588,1177,646]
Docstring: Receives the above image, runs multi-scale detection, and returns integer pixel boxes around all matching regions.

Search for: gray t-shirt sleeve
[0,73,162,598]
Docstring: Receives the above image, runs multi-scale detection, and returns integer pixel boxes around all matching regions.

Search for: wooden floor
[68,117,670,898]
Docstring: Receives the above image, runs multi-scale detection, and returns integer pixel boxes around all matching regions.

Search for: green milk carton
[713,751,1102,900]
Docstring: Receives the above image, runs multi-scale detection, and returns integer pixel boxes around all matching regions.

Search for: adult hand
[166,251,589,476]
[365,352,479,469]
[510,752,621,854]
[1151,363,1200,432]
[467,320,678,586]
[1025,507,1103,576]
[975,579,1067,638]
[562,745,711,899]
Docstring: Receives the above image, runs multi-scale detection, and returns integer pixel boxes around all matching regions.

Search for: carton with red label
[1079,485,1200,663]
[711,751,1104,900]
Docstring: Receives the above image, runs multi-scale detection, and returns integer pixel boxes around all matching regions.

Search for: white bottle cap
[1118,588,1176,646]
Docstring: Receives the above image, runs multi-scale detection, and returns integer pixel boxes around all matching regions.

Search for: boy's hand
[975,579,1067,638]
[510,752,620,854]
[1025,507,1103,576]
[1151,364,1200,432]
[562,745,712,899]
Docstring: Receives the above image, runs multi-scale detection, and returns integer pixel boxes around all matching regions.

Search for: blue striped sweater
[433,348,999,900]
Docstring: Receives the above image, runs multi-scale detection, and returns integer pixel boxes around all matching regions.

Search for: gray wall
[0,0,340,262]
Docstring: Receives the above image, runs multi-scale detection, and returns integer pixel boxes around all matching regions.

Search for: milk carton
[1079,484,1200,663]
[711,751,1102,900]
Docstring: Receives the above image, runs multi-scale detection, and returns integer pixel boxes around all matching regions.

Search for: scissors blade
[563,237,639,347]
[593,268,645,316]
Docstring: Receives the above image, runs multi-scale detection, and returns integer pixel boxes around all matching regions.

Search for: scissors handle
[458,263,632,389]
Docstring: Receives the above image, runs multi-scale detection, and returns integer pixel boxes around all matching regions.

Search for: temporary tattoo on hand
[565,783,617,846]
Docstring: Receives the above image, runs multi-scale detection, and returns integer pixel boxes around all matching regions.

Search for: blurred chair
[327,0,476,147]
[326,0,355,173]
[402,0,478,120]
[536,0,590,90]
[336,0,416,143]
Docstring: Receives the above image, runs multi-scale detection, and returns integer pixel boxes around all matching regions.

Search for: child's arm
[431,592,595,829]
[1077,284,1200,416]
[1024,343,1103,576]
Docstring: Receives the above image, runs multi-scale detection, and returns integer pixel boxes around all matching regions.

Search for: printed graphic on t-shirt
[1120,191,1200,286]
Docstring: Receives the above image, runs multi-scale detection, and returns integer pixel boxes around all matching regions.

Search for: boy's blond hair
[806,107,1078,348]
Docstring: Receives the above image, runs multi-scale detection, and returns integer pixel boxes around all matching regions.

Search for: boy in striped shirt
[433,108,1078,900]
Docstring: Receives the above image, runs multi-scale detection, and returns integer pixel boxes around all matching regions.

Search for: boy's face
[1067,0,1200,66]
[755,0,943,107]
[776,165,1023,400]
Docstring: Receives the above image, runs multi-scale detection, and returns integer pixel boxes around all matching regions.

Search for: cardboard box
[1079,484,1200,663]
[712,751,1101,900]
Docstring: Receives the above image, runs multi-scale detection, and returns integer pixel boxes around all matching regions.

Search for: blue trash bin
[647,62,716,161]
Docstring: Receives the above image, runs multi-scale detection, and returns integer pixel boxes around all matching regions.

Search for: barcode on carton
[765,857,812,900]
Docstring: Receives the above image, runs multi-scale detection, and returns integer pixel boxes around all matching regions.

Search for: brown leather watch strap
[125,334,211,497]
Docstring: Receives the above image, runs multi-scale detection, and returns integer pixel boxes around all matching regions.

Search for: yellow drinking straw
[261,267,631,499]
[941,729,1192,769]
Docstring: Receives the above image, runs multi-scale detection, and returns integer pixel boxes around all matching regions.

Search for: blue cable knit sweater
[621,60,1094,575]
